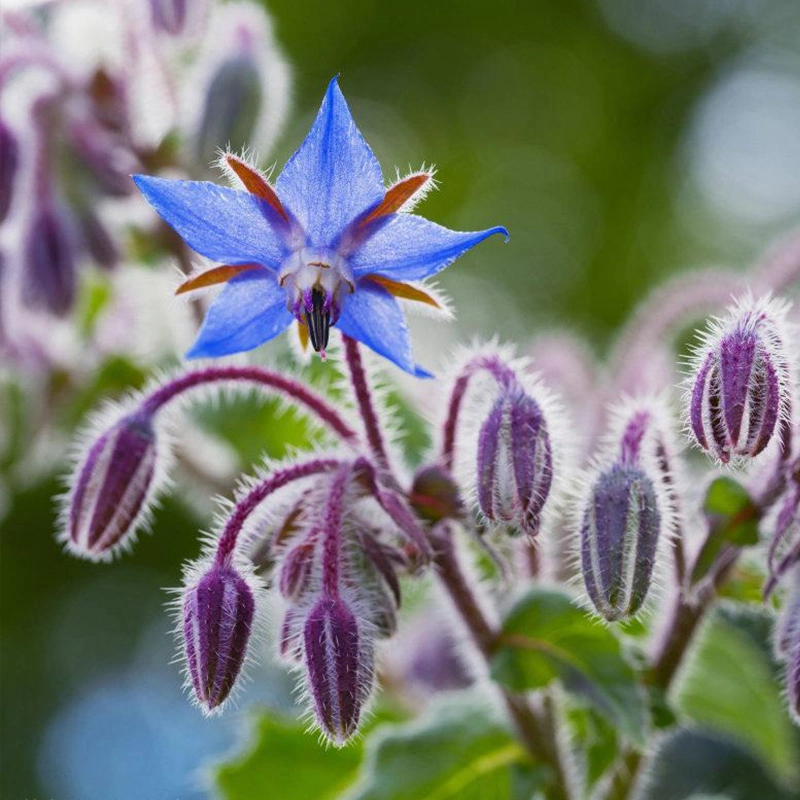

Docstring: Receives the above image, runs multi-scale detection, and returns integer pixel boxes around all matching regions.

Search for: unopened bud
[689,296,792,463]
[151,0,188,35]
[303,596,373,745]
[477,383,553,536]
[182,562,255,713]
[766,481,800,595]
[79,211,118,269]
[22,205,77,316]
[0,119,19,223]
[580,464,661,621]
[410,464,462,523]
[278,532,318,601]
[64,410,160,560]
[194,55,262,168]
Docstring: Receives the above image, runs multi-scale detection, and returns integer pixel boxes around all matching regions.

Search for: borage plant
[60,78,800,800]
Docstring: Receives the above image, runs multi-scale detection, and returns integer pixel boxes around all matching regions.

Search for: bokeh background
[2,0,800,797]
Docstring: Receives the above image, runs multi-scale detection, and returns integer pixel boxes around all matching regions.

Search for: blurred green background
[3,0,800,797]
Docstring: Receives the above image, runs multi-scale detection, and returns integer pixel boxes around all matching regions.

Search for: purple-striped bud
[0,119,19,223]
[580,464,661,621]
[303,596,373,745]
[21,205,77,316]
[182,563,255,714]
[477,383,554,536]
[688,296,792,463]
[64,410,160,560]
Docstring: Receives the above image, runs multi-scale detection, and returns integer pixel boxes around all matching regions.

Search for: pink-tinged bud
[22,205,77,316]
[64,411,160,561]
[0,119,19,223]
[580,464,661,621]
[410,464,463,523]
[303,596,373,746]
[182,563,255,713]
[477,383,554,536]
[151,0,188,35]
[688,296,792,463]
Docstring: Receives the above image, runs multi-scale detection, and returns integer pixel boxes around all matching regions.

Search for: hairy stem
[140,365,358,444]
[432,527,570,800]
[342,335,390,470]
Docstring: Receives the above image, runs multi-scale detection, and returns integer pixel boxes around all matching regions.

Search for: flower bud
[21,205,77,316]
[580,464,661,621]
[775,570,800,661]
[79,211,118,269]
[410,464,463,523]
[766,482,800,595]
[278,533,318,601]
[477,383,553,536]
[65,410,160,560]
[0,119,19,223]
[182,563,255,713]
[689,296,791,463]
[194,55,262,169]
[303,596,373,745]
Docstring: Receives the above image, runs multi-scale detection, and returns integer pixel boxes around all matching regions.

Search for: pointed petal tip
[414,365,435,379]
[492,225,510,243]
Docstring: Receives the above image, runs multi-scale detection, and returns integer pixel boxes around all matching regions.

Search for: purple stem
[214,459,341,567]
[440,353,516,472]
[320,464,352,597]
[342,336,390,470]
[140,366,358,445]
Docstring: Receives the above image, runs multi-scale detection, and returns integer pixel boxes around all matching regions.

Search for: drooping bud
[580,464,661,621]
[22,205,77,316]
[688,296,792,463]
[64,410,161,561]
[303,596,373,746]
[0,119,19,223]
[182,562,256,713]
[278,530,318,601]
[476,382,554,536]
[194,55,262,168]
[766,479,800,596]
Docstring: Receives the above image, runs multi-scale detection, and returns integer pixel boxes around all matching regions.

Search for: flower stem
[214,458,341,567]
[139,365,358,445]
[342,335,390,470]
[432,526,570,800]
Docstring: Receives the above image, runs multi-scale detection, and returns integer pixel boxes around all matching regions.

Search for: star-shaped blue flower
[133,77,507,376]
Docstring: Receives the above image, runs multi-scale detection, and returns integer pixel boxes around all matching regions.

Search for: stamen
[305,287,330,354]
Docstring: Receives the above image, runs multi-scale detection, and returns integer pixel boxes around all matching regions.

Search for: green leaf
[563,702,618,794]
[489,588,648,744]
[344,692,541,800]
[214,713,364,800]
[672,608,799,786]
[691,477,759,585]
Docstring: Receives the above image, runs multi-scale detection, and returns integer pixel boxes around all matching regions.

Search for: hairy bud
[64,410,160,560]
[476,383,554,536]
[689,296,792,463]
[278,532,318,601]
[22,206,77,316]
[580,464,661,621]
[182,563,255,713]
[410,464,462,523]
[766,480,800,595]
[303,596,373,746]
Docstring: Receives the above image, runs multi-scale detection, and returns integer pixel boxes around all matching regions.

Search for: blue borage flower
[133,77,507,376]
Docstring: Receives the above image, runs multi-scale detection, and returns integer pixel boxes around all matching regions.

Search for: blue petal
[350,214,508,281]
[336,281,432,378]
[133,175,288,268]
[186,272,293,358]
[276,77,384,247]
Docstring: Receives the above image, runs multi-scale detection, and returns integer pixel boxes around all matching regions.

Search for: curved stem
[432,526,570,800]
[342,336,390,469]
[214,458,341,567]
[320,464,351,596]
[140,365,358,445]
[440,353,515,472]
